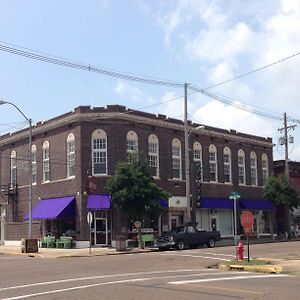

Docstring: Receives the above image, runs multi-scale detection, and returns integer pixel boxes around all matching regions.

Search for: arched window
[223,147,231,183]
[126,130,138,163]
[250,151,258,186]
[262,153,269,185]
[148,134,159,178]
[193,142,202,181]
[42,141,50,182]
[31,145,37,184]
[209,144,218,182]
[10,150,17,186]
[238,149,246,185]
[172,138,182,179]
[67,133,75,177]
[92,129,107,175]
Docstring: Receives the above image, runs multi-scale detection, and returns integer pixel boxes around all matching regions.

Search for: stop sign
[240,211,254,229]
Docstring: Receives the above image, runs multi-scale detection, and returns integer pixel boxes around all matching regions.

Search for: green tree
[106,152,170,248]
[263,175,300,210]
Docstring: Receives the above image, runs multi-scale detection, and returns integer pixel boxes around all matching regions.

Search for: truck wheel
[207,238,215,248]
[176,240,185,250]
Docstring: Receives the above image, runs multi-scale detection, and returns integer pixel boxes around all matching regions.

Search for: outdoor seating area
[40,236,75,248]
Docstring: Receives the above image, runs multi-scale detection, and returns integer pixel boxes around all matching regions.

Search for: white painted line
[0,272,234,300]
[159,253,231,261]
[199,252,236,257]
[0,268,217,292]
[168,274,290,285]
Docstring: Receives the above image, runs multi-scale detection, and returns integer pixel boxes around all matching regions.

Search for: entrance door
[170,215,183,229]
[95,218,108,245]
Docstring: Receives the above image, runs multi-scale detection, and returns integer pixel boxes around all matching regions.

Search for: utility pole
[184,83,191,223]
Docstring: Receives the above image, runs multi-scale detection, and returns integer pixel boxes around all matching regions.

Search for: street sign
[87,212,93,225]
[240,210,254,230]
[229,191,241,199]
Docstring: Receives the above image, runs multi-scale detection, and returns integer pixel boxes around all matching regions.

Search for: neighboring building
[0,105,273,247]
[273,160,300,232]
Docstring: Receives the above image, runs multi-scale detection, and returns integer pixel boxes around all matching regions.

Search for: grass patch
[222,259,272,266]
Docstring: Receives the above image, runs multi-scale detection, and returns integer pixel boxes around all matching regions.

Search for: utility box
[21,238,38,253]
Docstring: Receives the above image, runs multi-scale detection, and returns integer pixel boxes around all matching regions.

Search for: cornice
[0,111,273,148]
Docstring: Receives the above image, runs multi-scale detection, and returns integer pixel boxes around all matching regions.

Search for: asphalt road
[1,242,300,299]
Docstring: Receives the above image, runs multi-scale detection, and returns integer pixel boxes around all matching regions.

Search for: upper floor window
[31,145,37,184]
[126,130,138,163]
[67,133,75,177]
[10,150,17,186]
[209,144,218,182]
[250,151,258,186]
[262,153,269,186]
[92,129,107,175]
[42,141,50,182]
[148,134,159,178]
[172,138,182,179]
[223,147,232,183]
[238,149,246,185]
[193,142,202,181]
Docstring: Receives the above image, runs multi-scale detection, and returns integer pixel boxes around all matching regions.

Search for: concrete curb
[218,263,282,274]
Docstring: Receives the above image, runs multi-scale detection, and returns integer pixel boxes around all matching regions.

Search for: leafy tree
[106,152,170,248]
[263,175,300,210]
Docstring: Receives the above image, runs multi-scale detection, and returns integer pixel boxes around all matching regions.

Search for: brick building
[0,105,274,247]
[274,160,300,232]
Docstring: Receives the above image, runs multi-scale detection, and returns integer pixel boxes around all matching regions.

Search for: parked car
[155,223,221,250]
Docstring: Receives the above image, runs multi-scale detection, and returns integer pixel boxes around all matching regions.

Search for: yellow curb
[218,263,282,274]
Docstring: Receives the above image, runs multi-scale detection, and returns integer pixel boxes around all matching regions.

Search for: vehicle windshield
[169,226,185,234]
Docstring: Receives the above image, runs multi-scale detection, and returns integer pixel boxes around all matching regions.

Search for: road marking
[158,253,231,261]
[0,272,239,300]
[0,269,218,292]
[199,252,236,257]
[168,274,290,285]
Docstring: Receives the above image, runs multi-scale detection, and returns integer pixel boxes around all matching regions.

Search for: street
[1,242,300,299]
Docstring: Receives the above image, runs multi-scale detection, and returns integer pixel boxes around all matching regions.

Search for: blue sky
[0,0,299,161]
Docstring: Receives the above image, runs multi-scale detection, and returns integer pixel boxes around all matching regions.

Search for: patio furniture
[41,236,56,248]
[141,234,154,247]
[55,236,73,249]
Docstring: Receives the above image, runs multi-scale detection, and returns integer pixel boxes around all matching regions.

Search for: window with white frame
[92,129,107,175]
[209,144,217,182]
[193,142,202,181]
[238,149,246,185]
[31,145,37,184]
[126,130,138,163]
[148,134,159,177]
[67,133,75,177]
[172,138,182,179]
[223,147,232,183]
[250,151,258,186]
[262,153,269,185]
[10,150,17,186]
[42,141,50,182]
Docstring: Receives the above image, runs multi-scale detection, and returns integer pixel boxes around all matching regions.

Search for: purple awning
[87,194,111,210]
[198,197,273,211]
[240,199,273,211]
[160,198,168,208]
[24,196,75,220]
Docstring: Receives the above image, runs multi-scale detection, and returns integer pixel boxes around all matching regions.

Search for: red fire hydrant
[237,241,244,261]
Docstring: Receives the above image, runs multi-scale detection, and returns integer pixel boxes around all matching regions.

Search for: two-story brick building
[0,105,274,247]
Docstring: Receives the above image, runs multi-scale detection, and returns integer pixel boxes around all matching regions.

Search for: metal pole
[234,196,237,260]
[28,119,32,239]
[184,83,191,223]
[89,221,92,255]
[284,113,289,181]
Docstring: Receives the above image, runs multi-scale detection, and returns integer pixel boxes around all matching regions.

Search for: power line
[202,52,300,90]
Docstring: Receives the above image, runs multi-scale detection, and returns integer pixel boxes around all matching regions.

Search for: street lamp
[0,100,33,239]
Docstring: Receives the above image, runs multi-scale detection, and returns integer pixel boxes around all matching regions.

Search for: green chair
[56,236,73,249]
[41,236,56,248]
[141,234,154,247]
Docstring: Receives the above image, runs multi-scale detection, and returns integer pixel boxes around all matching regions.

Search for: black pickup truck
[155,224,221,250]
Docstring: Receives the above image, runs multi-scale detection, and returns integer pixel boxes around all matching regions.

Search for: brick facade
[0,105,273,244]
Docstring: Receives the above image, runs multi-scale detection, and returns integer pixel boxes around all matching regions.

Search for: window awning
[240,199,273,211]
[198,197,273,211]
[24,196,76,220]
[87,194,111,210]
[159,198,168,208]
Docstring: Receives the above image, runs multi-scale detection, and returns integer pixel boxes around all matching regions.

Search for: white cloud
[115,82,146,103]
[159,91,184,119]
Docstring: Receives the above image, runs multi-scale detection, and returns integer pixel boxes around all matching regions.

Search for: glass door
[95,218,108,245]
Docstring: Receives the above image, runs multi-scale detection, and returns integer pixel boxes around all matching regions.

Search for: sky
[0,0,299,161]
